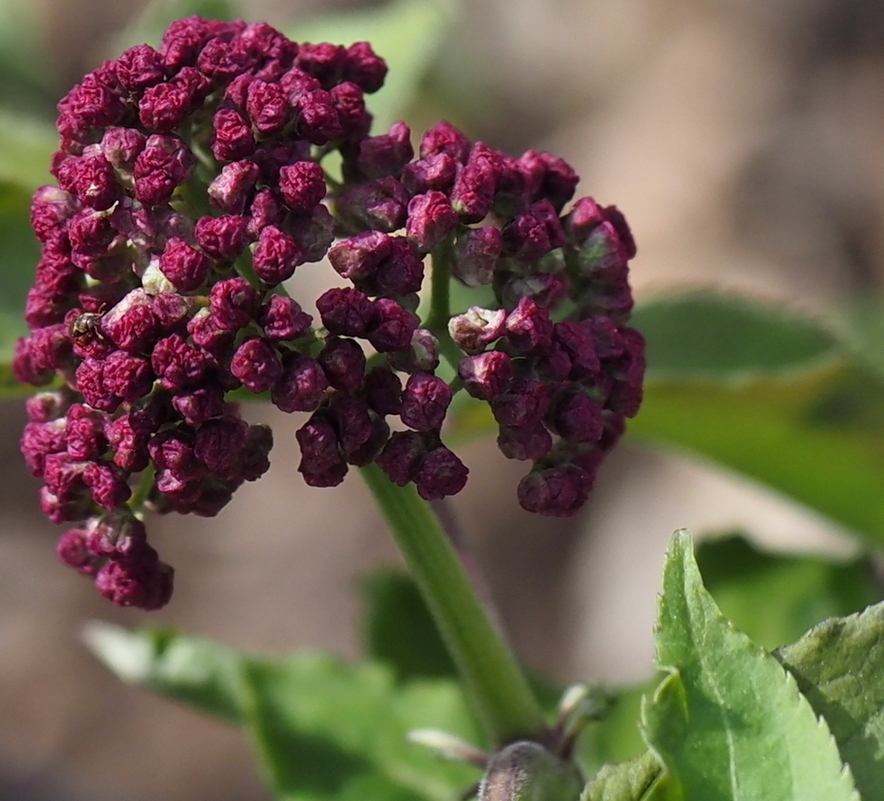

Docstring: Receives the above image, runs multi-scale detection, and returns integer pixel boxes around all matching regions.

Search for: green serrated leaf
[239,653,480,801]
[361,569,457,683]
[582,752,670,801]
[641,531,859,801]
[577,683,652,778]
[283,0,456,133]
[84,622,244,722]
[695,533,879,651]
[775,602,884,801]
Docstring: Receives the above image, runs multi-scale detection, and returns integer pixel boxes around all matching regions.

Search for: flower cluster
[16,17,644,609]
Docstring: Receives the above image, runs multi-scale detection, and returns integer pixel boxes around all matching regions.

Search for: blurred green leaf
[112,0,241,52]
[84,622,245,722]
[239,655,480,801]
[776,602,884,800]
[0,183,40,366]
[0,112,57,192]
[632,291,839,380]
[87,624,481,801]
[0,0,60,114]
[361,569,457,683]
[284,0,456,133]
[641,531,859,801]
[695,533,880,651]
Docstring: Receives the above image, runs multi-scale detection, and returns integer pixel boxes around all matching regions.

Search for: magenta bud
[458,351,513,401]
[448,307,506,353]
[451,226,502,287]
[400,373,452,432]
[517,464,592,517]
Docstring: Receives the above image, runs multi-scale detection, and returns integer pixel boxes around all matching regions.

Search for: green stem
[360,463,546,746]
[426,239,467,372]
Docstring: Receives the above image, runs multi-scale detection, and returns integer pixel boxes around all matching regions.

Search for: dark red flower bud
[419,121,471,163]
[367,298,417,352]
[451,225,502,287]
[95,548,173,610]
[152,333,211,390]
[316,287,376,337]
[517,150,579,212]
[279,161,327,214]
[84,461,132,510]
[400,373,452,431]
[376,430,428,486]
[402,152,458,195]
[106,414,151,472]
[66,403,107,460]
[497,424,553,461]
[458,351,513,401]
[230,337,282,393]
[388,328,439,374]
[85,514,147,559]
[259,294,312,342]
[491,379,552,429]
[363,367,402,415]
[551,392,604,443]
[414,446,468,500]
[501,199,566,263]
[159,238,211,292]
[253,225,303,284]
[335,177,409,232]
[246,79,290,134]
[296,415,347,487]
[103,350,155,401]
[114,44,166,92]
[505,297,553,352]
[172,385,225,426]
[354,122,413,180]
[406,191,458,253]
[208,159,260,214]
[194,214,249,261]
[344,42,387,93]
[271,353,328,412]
[195,416,248,477]
[134,134,194,206]
[553,319,600,380]
[450,142,499,223]
[212,107,256,162]
[329,230,392,282]
[288,202,335,262]
[209,277,259,330]
[30,186,79,242]
[318,337,366,392]
[57,527,100,575]
[330,81,372,138]
[517,464,592,517]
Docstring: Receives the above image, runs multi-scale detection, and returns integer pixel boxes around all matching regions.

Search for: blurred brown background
[2,0,883,798]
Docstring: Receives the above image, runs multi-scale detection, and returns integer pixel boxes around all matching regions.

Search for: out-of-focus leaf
[695,533,880,651]
[112,0,241,52]
[0,183,40,365]
[0,0,59,113]
[84,622,245,722]
[776,602,884,800]
[641,532,859,801]
[87,624,481,801]
[361,569,456,683]
[0,112,57,192]
[632,291,839,380]
[239,654,480,801]
[284,0,456,133]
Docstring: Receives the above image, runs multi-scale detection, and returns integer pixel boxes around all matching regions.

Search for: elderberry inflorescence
[16,17,644,610]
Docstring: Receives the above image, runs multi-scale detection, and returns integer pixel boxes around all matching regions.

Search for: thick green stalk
[360,463,546,746]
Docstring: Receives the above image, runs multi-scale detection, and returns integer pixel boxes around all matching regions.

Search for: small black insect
[69,310,106,346]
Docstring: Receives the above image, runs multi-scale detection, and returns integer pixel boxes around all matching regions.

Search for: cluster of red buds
[15,17,644,609]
